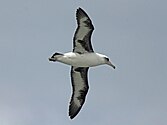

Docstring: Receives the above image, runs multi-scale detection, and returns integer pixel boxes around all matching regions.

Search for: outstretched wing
[73,8,94,54]
[69,66,89,119]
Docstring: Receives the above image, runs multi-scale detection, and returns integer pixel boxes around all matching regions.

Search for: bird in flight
[49,7,115,119]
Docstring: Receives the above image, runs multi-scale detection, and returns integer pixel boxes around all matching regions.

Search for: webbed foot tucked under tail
[48,52,63,62]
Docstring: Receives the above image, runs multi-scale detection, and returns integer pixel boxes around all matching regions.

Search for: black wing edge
[69,67,89,119]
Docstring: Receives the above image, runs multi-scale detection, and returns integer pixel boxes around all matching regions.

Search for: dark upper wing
[69,66,89,119]
[73,8,94,54]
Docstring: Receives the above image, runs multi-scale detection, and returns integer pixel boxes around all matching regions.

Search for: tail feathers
[51,52,63,58]
[49,52,63,62]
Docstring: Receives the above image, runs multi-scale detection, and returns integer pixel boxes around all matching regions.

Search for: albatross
[49,7,115,119]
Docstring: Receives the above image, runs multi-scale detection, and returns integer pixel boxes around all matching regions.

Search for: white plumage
[49,7,115,119]
[50,52,114,67]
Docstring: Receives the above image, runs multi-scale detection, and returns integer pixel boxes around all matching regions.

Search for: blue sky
[0,0,167,125]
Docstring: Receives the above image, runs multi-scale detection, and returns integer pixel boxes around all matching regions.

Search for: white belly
[57,52,106,67]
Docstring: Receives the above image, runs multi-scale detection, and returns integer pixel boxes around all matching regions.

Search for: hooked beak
[107,61,116,69]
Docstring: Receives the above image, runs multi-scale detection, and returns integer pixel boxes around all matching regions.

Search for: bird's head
[104,57,116,69]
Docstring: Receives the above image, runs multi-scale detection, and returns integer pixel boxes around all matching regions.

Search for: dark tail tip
[51,52,63,58]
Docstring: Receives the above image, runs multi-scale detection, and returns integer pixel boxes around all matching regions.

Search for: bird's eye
[105,57,109,61]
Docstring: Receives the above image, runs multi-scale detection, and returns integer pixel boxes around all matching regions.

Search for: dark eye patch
[105,57,109,61]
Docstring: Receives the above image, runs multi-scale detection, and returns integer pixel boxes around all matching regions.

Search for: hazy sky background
[0,0,167,125]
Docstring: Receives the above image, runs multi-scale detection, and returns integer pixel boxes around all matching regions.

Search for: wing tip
[69,113,77,119]
[77,7,83,12]
[75,7,94,31]
[69,103,82,119]
[76,7,89,18]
